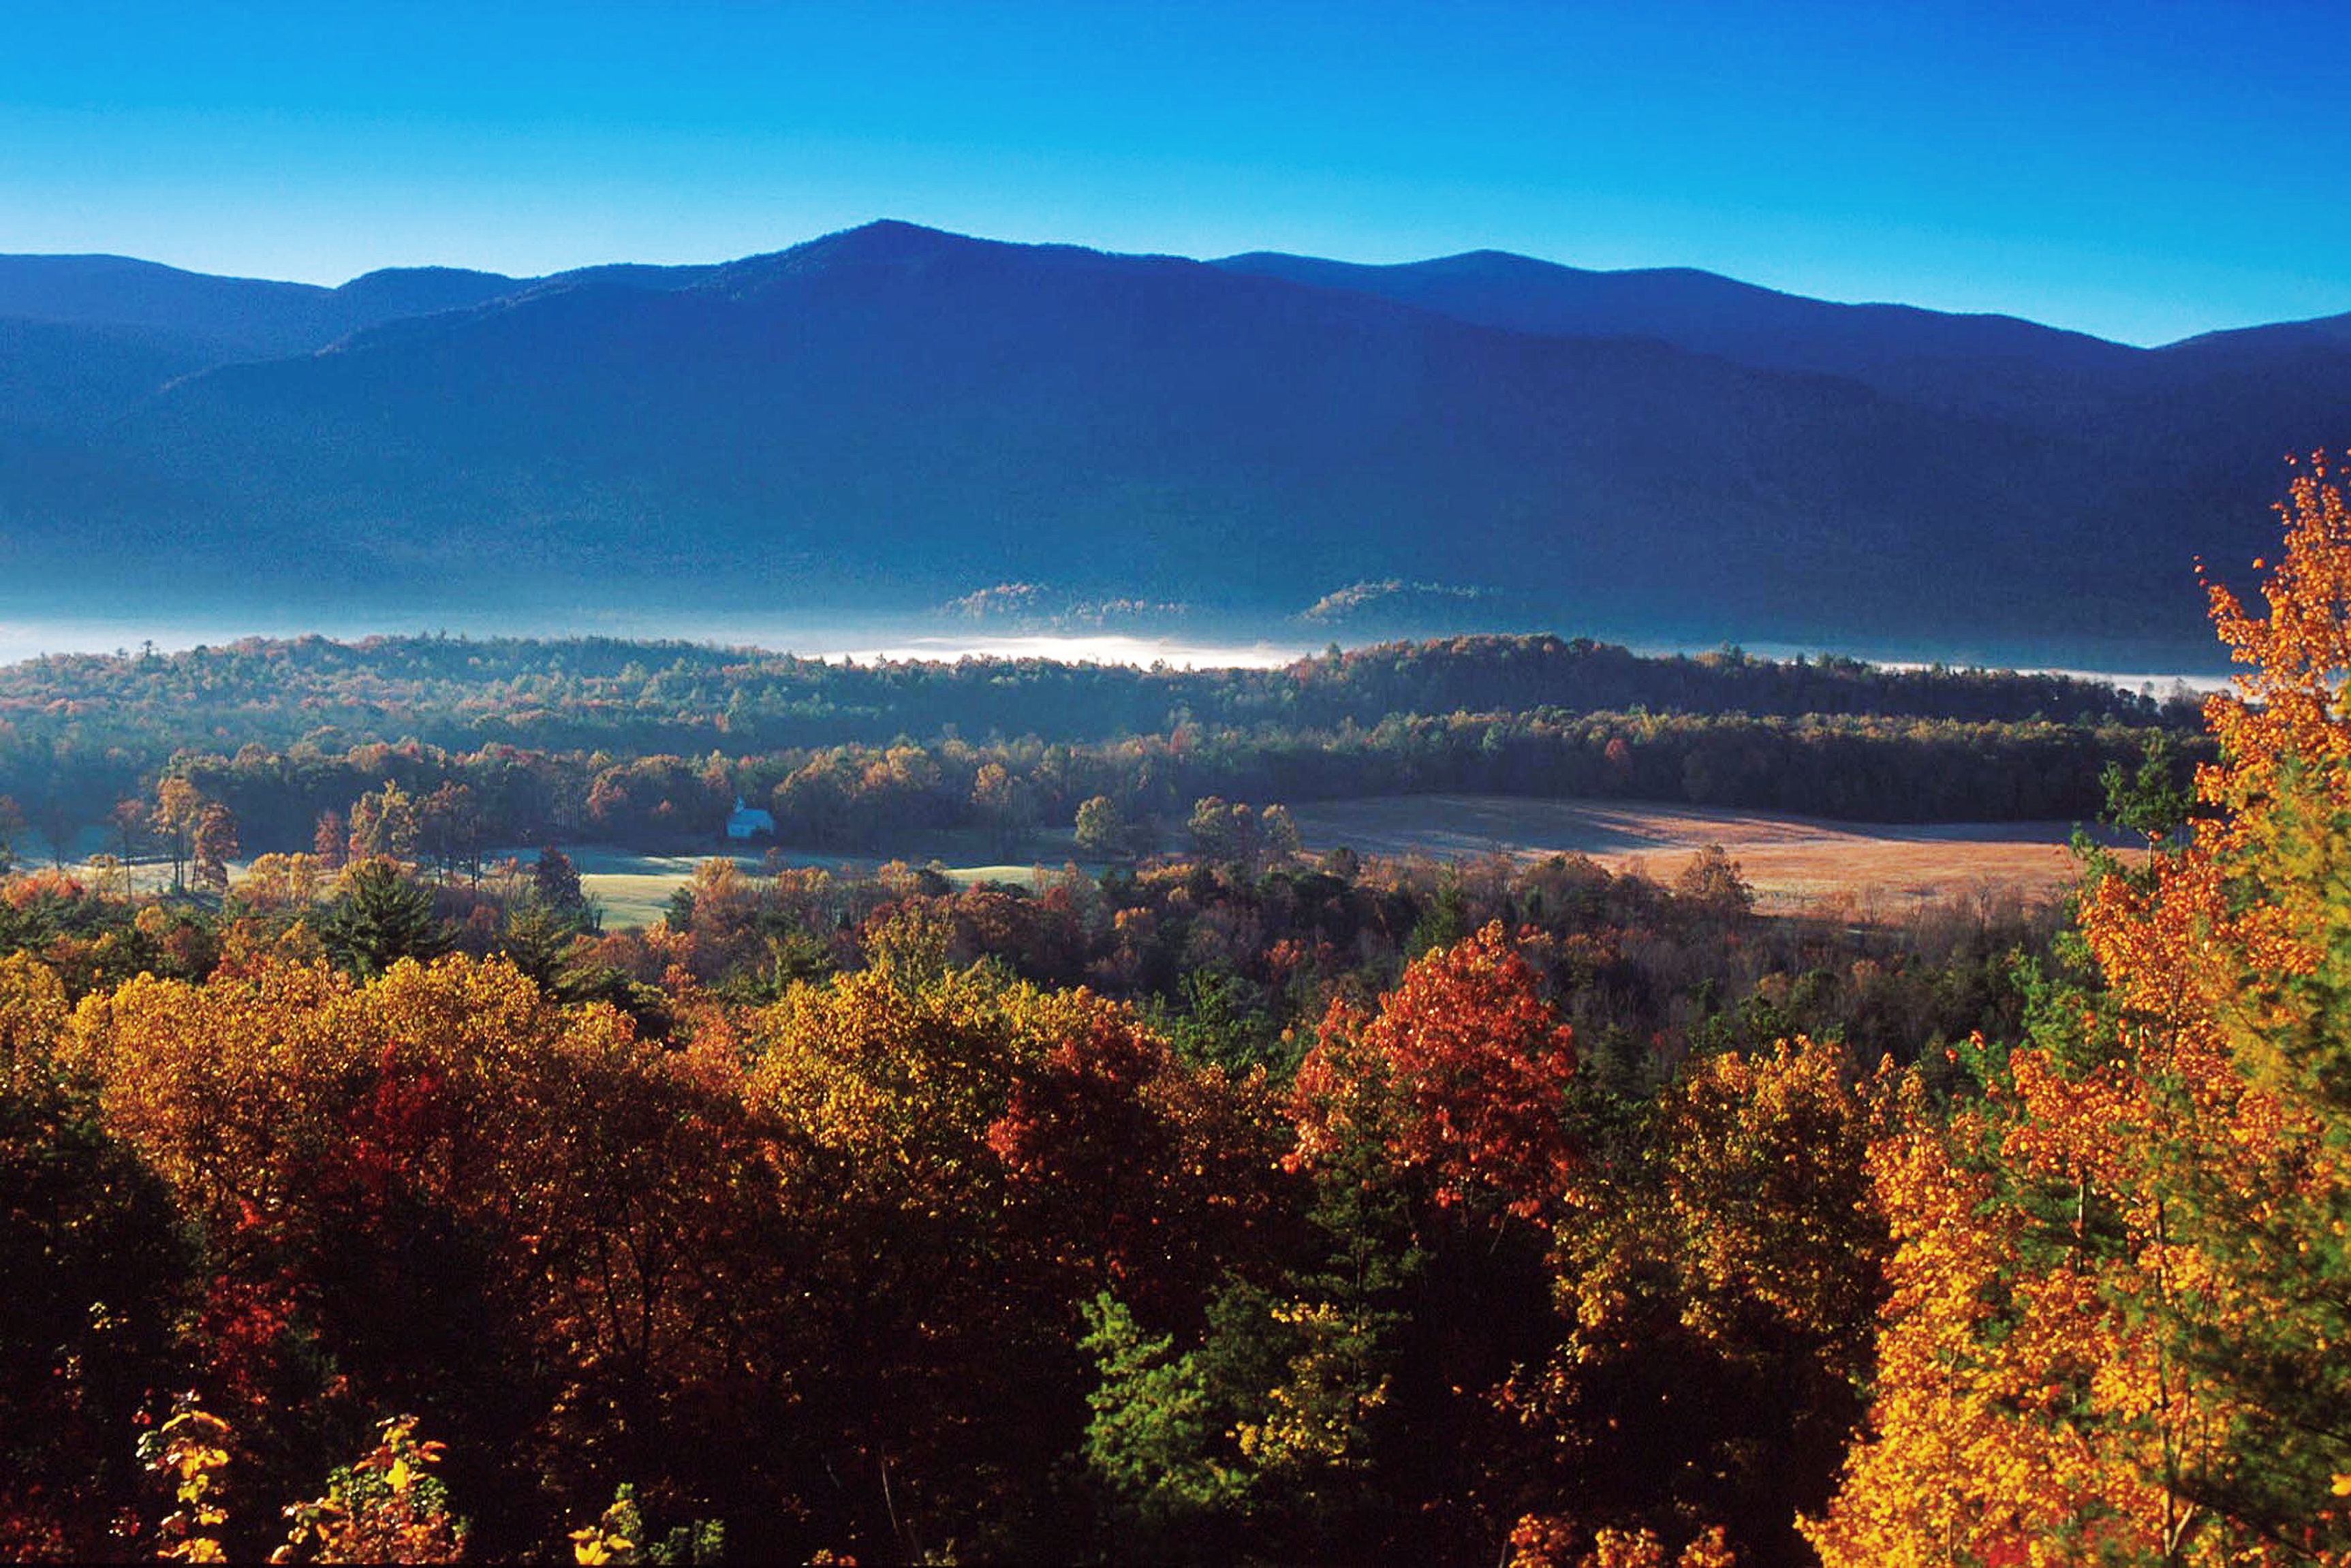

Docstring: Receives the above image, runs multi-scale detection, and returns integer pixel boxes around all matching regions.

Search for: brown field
[23,796,2102,930]
[1287,794,2105,918]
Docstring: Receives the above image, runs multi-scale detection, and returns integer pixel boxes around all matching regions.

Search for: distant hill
[0,252,716,369]
[3,221,2347,667]
[1213,248,2351,450]
[1213,248,2145,418]
[0,254,524,361]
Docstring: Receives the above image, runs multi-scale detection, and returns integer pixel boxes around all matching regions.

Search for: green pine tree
[318,862,452,980]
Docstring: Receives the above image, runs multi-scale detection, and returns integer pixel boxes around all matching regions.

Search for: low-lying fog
[0,614,2232,695]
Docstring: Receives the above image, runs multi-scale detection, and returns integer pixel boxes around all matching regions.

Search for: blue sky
[1,0,2339,345]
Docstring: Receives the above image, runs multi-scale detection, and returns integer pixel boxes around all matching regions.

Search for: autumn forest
[2,456,2349,1564]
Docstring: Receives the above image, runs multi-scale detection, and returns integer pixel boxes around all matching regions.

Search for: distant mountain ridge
[0,253,518,360]
[1211,249,2147,420]
[2,219,2346,667]
[0,252,719,366]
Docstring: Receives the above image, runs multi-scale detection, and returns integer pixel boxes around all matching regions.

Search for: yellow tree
[273,1415,467,1564]
[1523,1036,1890,1564]
[743,954,1281,1559]
[153,777,204,892]
[232,853,328,913]
[61,954,762,1551]
[1811,456,2351,1563]
[2,952,193,1561]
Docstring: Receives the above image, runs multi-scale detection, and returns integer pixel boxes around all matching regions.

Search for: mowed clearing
[1287,795,2103,916]
[495,841,1059,929]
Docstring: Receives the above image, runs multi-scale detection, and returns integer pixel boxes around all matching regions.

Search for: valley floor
[30,794,2109,928]
[558,796,2111,926]
[1286,794,2106,917]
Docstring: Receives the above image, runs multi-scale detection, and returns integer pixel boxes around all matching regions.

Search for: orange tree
[1202,921,1586,1562]
[1073,922,1583,1565]
[1811,456,2351,1563]
[59,952,766,1558]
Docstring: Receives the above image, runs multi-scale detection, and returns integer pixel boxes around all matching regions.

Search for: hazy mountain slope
[544,262,722,294]
[2166,310,2351,356]
[1214,246,2351,638]
[316,267,528,338]
[0,254,574,363]
[1213,249,2146,419]
[2,222,2346,662]
[0,252,723,362]
[0,317,221,576]
[0,316,219,433]
[0,253,717,448]
[0,254,337,360]
[1213,251,2351,468]
[58,221,2122,649]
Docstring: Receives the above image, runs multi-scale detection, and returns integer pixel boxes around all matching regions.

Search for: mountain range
[4,219,2348,666]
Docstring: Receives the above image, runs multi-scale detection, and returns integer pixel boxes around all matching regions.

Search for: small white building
[725,796,776,842]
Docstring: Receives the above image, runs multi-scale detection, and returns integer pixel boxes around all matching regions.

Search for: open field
[549,797,2108,928]
[16,796,2109,928]
[1287,794,2108,917]
[13,831,1072,930]
[492,841,1074,929]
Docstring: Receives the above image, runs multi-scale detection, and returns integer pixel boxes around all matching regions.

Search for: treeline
[0,631,2195,796]
[0,830,2045,1106]
[0,710,2201,871]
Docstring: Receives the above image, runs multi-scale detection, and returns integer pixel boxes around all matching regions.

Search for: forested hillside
[0,631,2188,751]
[5,465,2351,1564]
[0,634,2194,864]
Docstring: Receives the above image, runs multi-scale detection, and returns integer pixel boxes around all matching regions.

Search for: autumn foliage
[1811,455,2351,1564]
[1290,921,1578,1219]
[18,460,2351,1561]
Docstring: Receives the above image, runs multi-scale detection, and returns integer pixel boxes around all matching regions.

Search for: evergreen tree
[319,862,452,979]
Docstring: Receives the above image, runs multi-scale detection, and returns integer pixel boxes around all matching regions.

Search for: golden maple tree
[1811,456,2351,1564]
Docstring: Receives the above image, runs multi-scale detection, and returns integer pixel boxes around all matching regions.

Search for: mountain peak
[328,266,523,324]
[336,264,517,292]
[702,219,1159,302]
[834,217,966,246]
[691,219,986,294]
[787,218,988,266]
